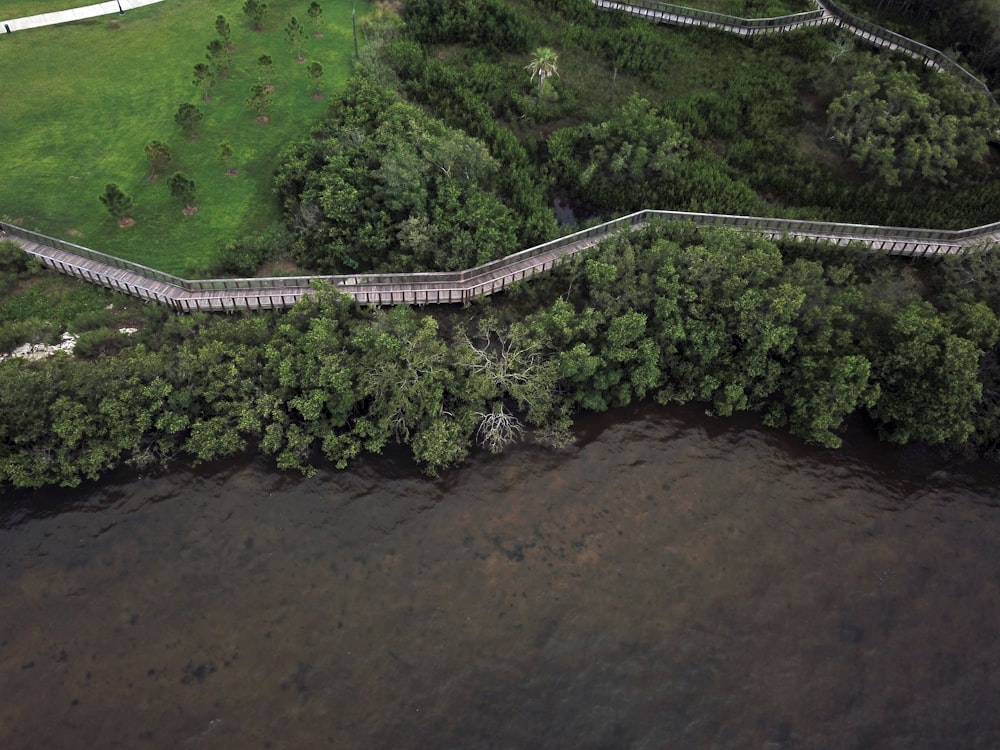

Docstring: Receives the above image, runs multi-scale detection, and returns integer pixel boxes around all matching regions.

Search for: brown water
[1,404,999,749]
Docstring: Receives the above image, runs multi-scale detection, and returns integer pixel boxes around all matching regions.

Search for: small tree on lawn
[206,38,231,78]
[257,54,276,89]
[307,2,323,36]
[218,140,237,174]
[168,172,197,213]
[100,184,133,225]
[215,14,233,49]
[192,62,216,101]
[246,82,273,119]
[174,102,203,139]
[285,16,306,61]
[144,140,172,180]
[243,0,268,31]
[307,61,324,97]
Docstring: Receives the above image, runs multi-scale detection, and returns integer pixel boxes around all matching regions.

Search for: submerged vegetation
[2,0,1000,489]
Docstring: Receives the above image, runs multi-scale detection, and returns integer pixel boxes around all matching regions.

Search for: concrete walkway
[1,0,164,33]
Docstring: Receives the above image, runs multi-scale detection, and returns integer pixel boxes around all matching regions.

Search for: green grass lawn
[1,1,86,18]
[0,0,367,276]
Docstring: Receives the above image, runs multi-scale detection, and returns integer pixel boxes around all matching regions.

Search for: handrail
[593,0,826,32]
[2,223,192,287]
[596,0,998,107]
[640,209,1000,240]
[819,0,997,105]
[4,210,998,311]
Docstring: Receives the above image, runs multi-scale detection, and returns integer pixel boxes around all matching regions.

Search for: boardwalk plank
[3,194,996,313]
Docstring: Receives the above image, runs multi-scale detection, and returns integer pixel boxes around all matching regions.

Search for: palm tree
[526,47,559,97]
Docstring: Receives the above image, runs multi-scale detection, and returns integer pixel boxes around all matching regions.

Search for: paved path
[1,0,163,33]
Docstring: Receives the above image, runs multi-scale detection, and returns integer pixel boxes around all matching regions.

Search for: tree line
[273,73,526,273]
[3,221,1000,489]
[3,0,1000,490]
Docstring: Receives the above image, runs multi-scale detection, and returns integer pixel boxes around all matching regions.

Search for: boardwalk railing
[3,224,191,287]
[819,1,997,104]
[4,211,999,311]
[595,0,998,107]
[642,210,1000,251]
[592,0,826,34]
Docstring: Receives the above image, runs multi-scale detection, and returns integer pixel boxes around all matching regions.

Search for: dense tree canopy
[826,60,994,187]
[274,74,520,273]
[5,222,997,489]
[402,0,528,55]
[548,94,764,216]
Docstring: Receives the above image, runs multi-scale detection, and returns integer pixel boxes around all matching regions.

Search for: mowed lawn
[0,0,366,276]
[1,1,88,17]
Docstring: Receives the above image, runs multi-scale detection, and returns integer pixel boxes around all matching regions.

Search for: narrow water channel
[1,404,998,749]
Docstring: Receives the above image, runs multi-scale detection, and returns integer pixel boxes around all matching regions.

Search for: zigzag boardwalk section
[595,0,998,106]
[4,213,999,311]
[592,0,828,36]
[815,0,996,100]
[0,219,629,311]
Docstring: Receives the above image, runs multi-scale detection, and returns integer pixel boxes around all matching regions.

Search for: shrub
[0,318,61,355]
[0,239,33,274]
[70,308,117,333]
[73,328,129,359]
[211,226,291,276]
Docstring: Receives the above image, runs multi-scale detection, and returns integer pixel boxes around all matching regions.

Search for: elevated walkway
[3,213,998,311]
[594,0,997,106]
[592,0,828,36]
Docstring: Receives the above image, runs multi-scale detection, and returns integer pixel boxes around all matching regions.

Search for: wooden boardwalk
[596,0,998,107]
[2,1,997,311]
[593,0,829,36]
[4,211,998,311]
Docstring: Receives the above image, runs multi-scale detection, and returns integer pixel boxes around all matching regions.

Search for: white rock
[0,332,78,363]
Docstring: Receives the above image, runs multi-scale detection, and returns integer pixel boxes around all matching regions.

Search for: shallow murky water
[1,404,998,749]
